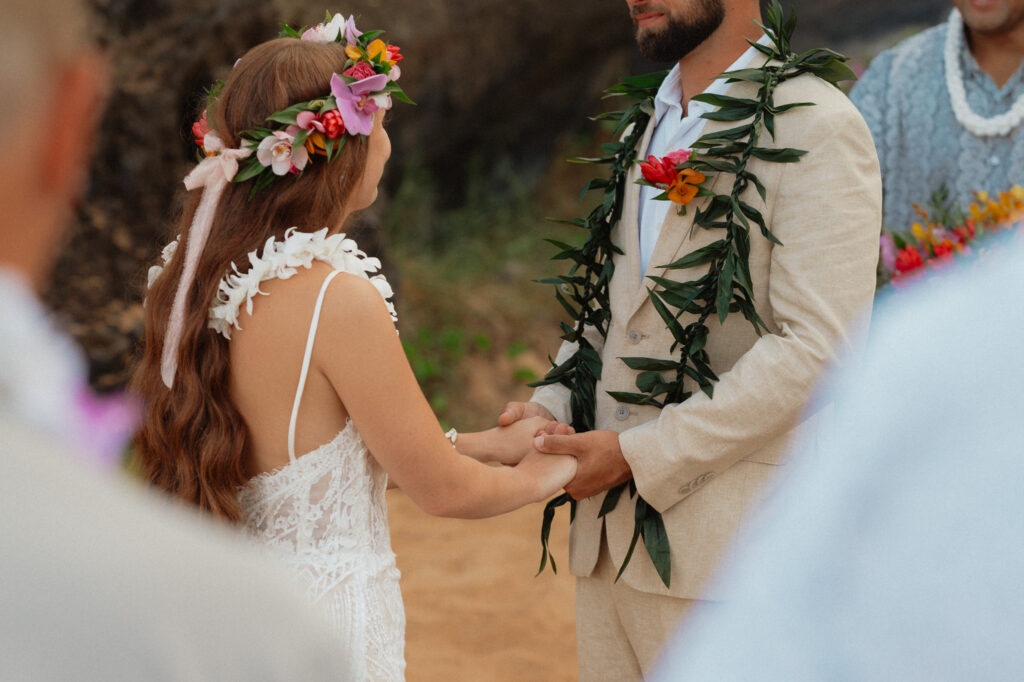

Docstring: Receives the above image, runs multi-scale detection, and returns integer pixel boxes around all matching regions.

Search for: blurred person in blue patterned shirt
[851,1,1024,232]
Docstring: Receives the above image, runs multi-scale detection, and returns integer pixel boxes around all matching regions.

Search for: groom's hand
[533,429,632,500]
[498,401,555,427]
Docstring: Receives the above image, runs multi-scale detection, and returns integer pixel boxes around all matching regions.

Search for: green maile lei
[532,1,856,587]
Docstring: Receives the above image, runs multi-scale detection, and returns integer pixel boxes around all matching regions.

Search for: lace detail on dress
[239,421,405,681]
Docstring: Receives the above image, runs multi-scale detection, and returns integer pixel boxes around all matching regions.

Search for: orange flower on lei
[667,168,707,206]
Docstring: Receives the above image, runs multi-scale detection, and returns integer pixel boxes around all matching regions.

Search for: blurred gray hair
[3,0,93,120]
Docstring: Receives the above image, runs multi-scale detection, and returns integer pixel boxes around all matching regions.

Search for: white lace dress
[239,421,405,681]
[206,230,405,680]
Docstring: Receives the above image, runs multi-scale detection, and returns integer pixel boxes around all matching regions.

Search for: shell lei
[945,8,1024,138]
[149,227,397,339]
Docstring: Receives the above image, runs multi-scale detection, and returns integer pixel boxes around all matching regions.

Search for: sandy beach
[388,490,577,681]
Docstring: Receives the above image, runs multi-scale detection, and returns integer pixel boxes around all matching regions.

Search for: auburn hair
[132,38,371,521]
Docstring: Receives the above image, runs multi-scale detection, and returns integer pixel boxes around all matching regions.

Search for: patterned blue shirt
[850,19,1024,231]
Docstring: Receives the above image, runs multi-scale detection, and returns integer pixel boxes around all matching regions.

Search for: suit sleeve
[618,88,882,513]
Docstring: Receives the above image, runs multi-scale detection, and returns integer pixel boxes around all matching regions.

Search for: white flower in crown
[300,13,361,45]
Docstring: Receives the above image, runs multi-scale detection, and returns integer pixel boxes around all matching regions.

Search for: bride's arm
[315,273,576,519]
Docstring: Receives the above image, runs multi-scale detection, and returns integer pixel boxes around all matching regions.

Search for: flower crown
[189,12,411,196]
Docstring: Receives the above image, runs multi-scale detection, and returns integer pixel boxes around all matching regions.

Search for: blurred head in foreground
[0,0,107,290]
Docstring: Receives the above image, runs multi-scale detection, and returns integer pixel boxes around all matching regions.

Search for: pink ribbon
[161,134,252,388]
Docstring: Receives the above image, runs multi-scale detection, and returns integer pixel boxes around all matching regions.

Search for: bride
[132,14,576,681]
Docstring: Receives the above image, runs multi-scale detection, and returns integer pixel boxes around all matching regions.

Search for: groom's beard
[633,0,726,63]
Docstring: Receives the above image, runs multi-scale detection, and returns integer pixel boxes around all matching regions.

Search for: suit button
[614,405,630,421]
[627,329,644,344]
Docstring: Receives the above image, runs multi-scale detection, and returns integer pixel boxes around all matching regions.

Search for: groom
[501,0,882,678]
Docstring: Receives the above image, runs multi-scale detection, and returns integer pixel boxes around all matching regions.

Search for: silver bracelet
[444,427,458,447]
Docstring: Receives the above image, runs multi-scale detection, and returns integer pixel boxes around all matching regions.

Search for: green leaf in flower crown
[266,102,311,126]
[359,29,385,43]
[232,159,266,184]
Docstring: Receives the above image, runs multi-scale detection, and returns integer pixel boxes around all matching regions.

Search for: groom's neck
[677,11,763,114]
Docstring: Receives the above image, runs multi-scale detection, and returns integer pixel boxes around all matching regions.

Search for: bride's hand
[482,416,574,465]
[514,447,578,501]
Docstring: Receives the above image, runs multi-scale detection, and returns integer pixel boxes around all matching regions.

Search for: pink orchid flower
[331,73,388,136]
[256,129,309,175]
[296,110,325,133]
[343,15,362,44]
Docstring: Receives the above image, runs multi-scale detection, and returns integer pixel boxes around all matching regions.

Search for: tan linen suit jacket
[531,70,882,600]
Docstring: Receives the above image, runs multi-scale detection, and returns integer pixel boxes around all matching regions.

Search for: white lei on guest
[945,8,1024,137]
[149,227,397,339]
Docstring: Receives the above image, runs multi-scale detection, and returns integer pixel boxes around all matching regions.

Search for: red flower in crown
[343,61,377,81]
[320,109,346,139]
[192,110,210,148]
[386,44,403,63]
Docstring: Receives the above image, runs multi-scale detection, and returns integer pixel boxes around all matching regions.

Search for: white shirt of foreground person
[649,242,1024,681]
[0,273,354,680]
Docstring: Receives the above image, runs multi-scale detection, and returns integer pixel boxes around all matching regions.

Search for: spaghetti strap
[288,269,344,462]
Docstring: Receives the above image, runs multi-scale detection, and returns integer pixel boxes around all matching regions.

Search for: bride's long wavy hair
[132,38,370,521]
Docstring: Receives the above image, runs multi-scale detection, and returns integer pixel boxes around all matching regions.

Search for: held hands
[501,402,633,500]
[533,427,632,500]
[482,414,575,465]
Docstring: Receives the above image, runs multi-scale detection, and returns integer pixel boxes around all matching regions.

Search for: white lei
[945,8,1024,138]
[148,227,397,340]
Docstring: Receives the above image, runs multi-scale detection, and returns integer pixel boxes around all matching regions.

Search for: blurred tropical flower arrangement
[878,185,1024,290]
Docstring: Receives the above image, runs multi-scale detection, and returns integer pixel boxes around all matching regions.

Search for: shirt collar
[653,33,770,124]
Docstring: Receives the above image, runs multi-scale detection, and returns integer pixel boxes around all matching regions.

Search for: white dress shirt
[638,36,768,275]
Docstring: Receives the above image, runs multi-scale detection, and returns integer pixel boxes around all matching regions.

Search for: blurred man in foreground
[0,1,352,678]
[648,243,1024,679]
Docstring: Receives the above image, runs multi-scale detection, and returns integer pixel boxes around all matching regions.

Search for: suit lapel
[618,119,657,298]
